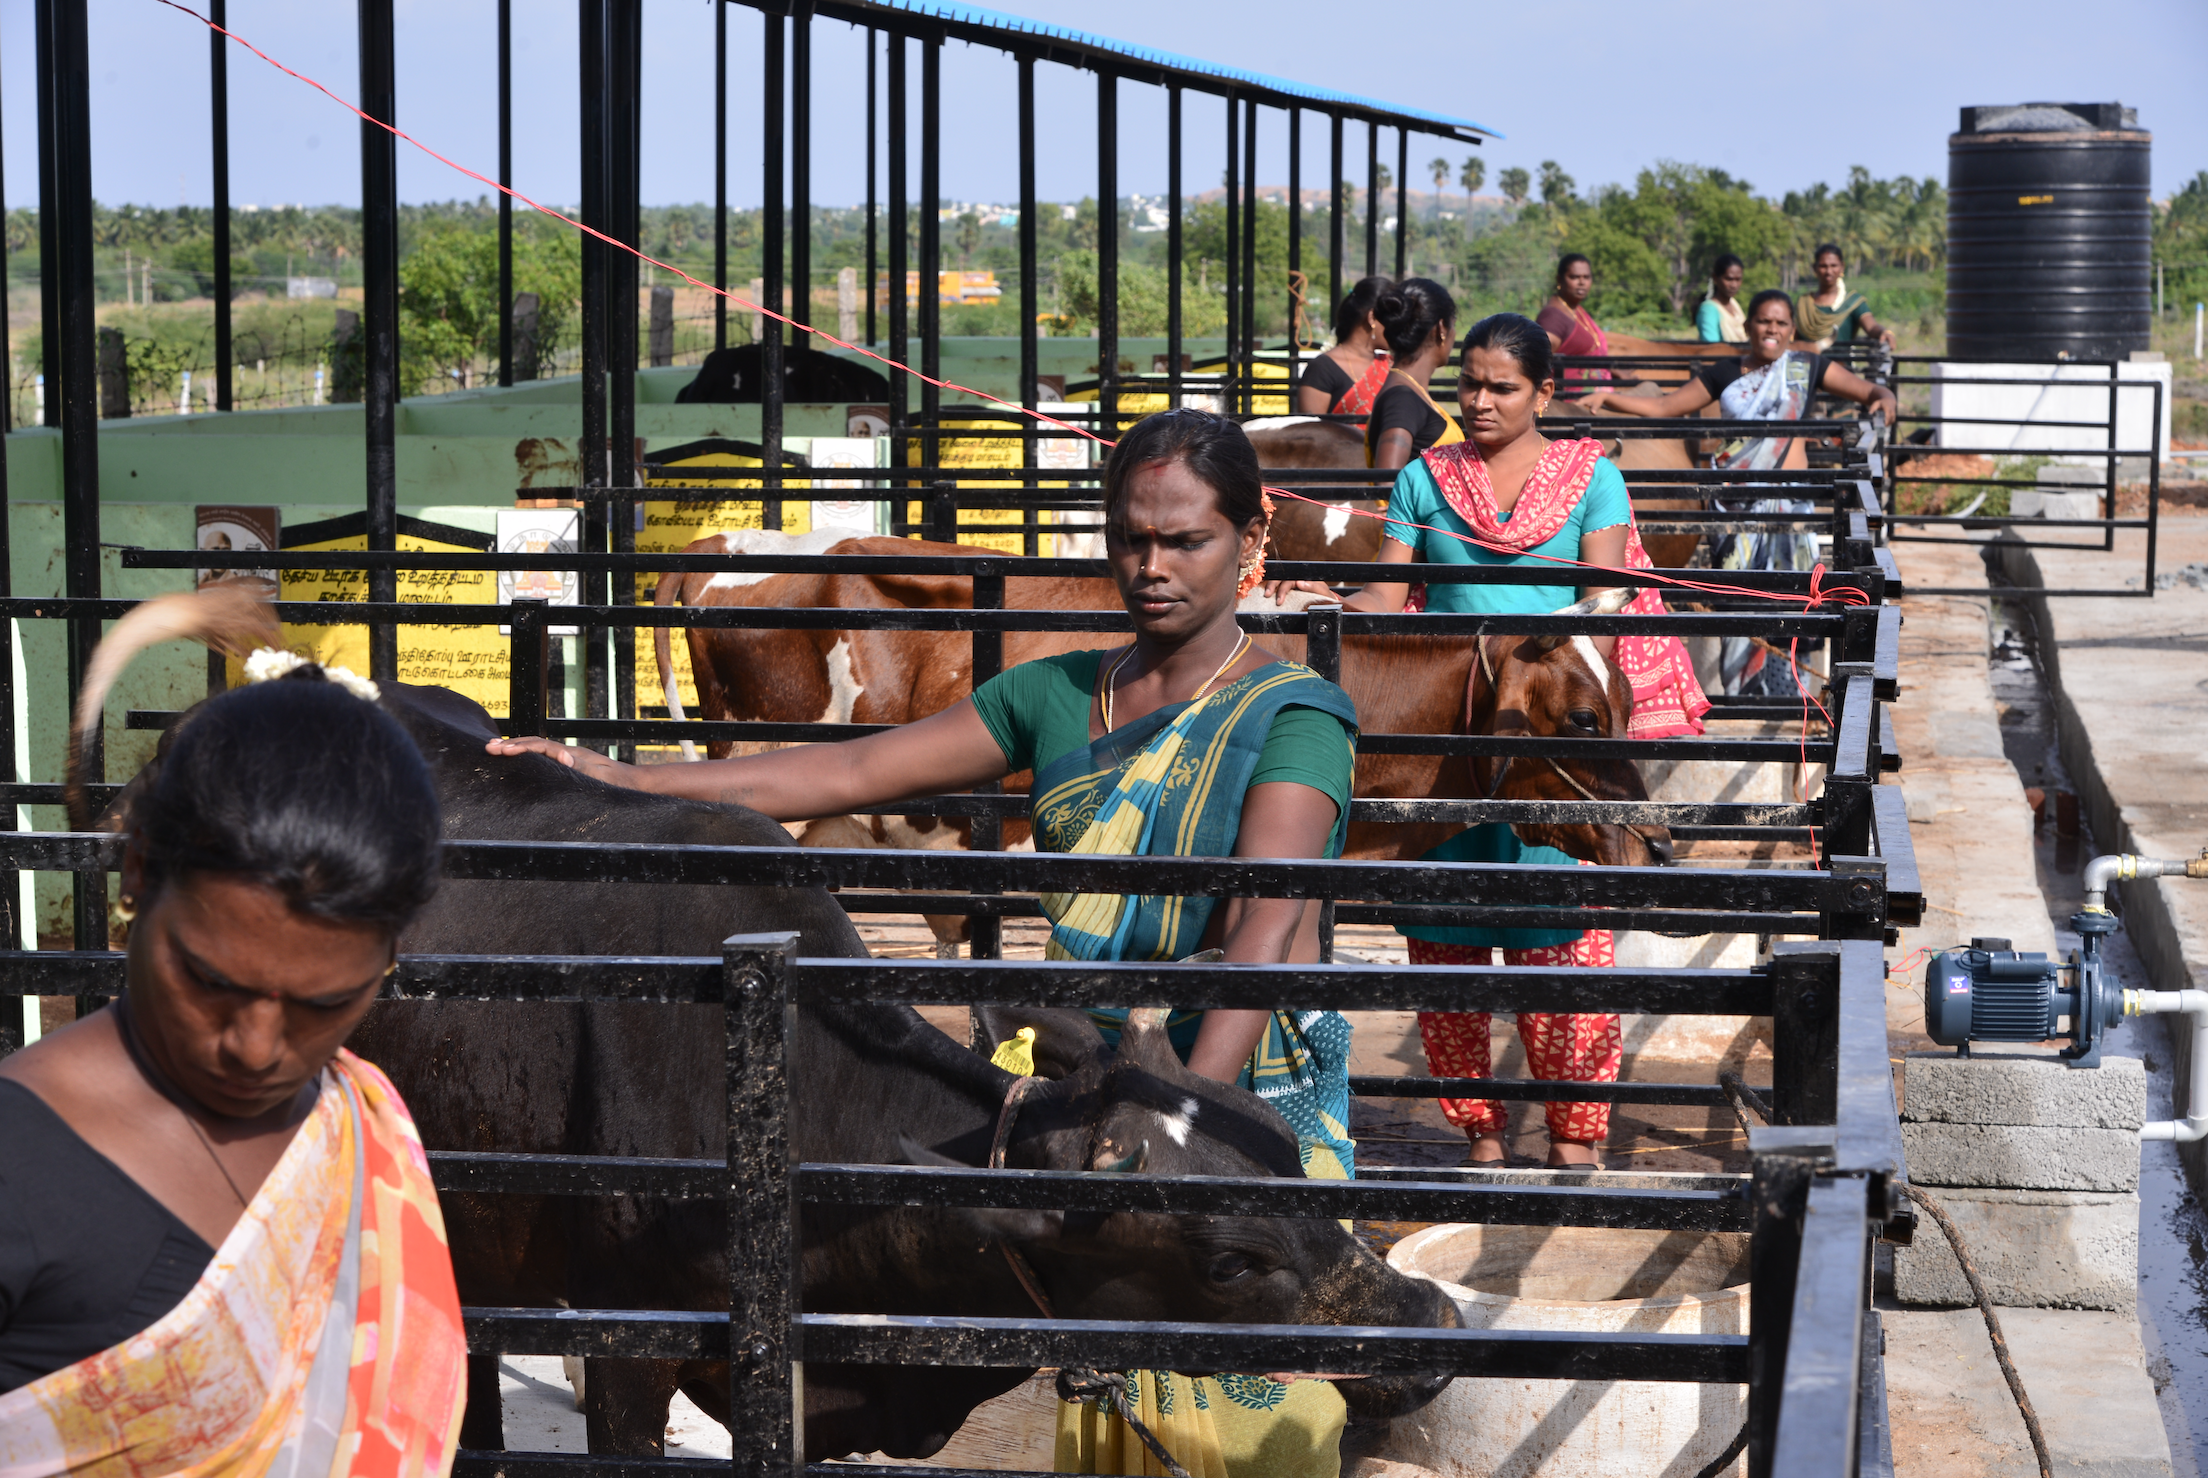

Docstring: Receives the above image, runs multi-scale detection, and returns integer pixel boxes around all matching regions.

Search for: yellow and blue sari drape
[1033,661,1359,1477]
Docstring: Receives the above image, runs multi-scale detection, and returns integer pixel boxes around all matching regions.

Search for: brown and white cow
[649,535,1665,943]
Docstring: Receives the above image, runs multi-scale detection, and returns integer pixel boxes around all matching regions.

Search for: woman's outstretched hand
[1262,578,1337,606]
[485,735,647,790]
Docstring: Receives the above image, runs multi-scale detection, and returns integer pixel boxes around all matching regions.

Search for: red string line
[154,0,1872,618]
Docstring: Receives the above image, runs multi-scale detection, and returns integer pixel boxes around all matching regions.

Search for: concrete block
[1900,1121,2140,1192]
[1892,1187,2138,1310]
[1902,1047,2145,1129]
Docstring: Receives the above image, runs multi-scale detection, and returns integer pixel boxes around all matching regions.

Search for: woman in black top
[0,604,456,1446]
[1365,278,1465,470]
[1295,275,1393,422]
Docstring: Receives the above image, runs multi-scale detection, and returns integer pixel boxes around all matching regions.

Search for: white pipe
[2126,989,2208,1141]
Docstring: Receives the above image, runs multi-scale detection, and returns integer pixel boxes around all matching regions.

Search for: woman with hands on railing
[1576,290,1897,693]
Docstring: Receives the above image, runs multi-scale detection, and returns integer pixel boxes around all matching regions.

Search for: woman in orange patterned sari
[0,633,465,1478]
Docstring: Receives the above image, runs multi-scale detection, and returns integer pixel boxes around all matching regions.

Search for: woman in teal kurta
[1270,312,1651,1171]
[490,407,1364,1477]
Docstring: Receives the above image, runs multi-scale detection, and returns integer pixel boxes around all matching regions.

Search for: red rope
[151,0,1872,617]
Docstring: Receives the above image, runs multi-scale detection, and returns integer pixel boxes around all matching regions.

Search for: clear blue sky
[3,0,2202,215]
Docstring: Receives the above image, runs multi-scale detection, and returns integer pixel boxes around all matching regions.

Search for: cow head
[943,1004,1459,1422]
[1467,587,1673,868]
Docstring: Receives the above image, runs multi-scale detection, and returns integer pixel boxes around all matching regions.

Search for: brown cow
[649,537,1664,944]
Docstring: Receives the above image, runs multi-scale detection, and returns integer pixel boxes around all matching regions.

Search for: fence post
[1305,602,1342,962]
[1767,943,1841,1126]
[508,598,548,738]
[928,482,958,545]
[968,570,1005,960]
[725,930,802,1478]
[1745,1124,1832,1478]
[648,285,674,367]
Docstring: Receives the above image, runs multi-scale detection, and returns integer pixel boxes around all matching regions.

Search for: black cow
[72,593,1457,1462]
[674,343,891,404]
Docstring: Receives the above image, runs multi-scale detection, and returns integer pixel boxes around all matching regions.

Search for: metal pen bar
[760,2,786,524]
[918,31,940,510]
[358,0,398,681]
[498,0,515,378]
[1095,63,1115,436]
[209,0,230,412]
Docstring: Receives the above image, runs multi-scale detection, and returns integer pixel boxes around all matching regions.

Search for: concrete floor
[1879,531,2203,1477]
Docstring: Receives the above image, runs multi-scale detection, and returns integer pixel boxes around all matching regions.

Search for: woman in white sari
[1575,290,1896,693]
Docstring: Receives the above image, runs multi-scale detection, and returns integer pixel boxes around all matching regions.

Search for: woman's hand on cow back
[485,735,651,790]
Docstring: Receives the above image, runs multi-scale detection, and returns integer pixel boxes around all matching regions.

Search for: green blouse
[970,650,1356,829]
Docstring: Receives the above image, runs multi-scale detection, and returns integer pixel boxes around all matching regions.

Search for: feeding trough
[1362,1224,1751,1478]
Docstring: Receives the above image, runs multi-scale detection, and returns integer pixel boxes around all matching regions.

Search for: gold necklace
[1101,633,1249,734]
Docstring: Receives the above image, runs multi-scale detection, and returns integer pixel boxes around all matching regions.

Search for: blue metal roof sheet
[829,0,1502,140]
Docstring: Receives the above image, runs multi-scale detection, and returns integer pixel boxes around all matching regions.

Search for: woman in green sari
[489,408,1362,1477]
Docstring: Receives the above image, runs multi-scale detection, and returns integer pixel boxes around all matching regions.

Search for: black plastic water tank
[1946,102,2151,362]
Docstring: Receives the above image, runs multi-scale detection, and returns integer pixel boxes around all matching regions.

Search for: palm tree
[1459,156,1486,201]
[1428,156,1450,220]
[1499,166,1530,209]
[1538,160,1576,211]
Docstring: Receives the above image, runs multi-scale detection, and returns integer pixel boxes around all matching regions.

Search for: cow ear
[970,1006,1108,1081]
[1115,1008,1205,1086]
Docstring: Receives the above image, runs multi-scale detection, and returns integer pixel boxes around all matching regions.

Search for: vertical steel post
[1328,113,1343,330]
[714,0,727,352]
[864,29,877,347]
[1241,98,1256,414]
[1222,94,1237,421]
[920,35,941,487]
[508,600,549,738]
[578,0,610,735]
[359,0,398,682]
[33,0,54,430]
[887,34,907,506]
[210,0,231,411]
[1166,84,1182,411]
[1286,107,1300,384]
[609,0,640,748]
[1394,126,1408,282]
[498,0,514,382]
[1095,66,1117,439]
[969,571,1004,959]
[1018,55,1038,554]
[725,932,801,1477]
[1364,119,1378,279]
[761,4,786,528]
[1306,603,1341,961]
[790,2,811,333]
[0,35,14,961]
[38,0,100,944]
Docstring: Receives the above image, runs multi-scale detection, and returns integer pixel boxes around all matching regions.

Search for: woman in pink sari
[1536,253,1610,386]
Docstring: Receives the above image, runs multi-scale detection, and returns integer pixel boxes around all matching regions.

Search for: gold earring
[116,895,137,922]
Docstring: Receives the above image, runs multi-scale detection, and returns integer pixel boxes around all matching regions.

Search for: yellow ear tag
[990,1025,1038,1076]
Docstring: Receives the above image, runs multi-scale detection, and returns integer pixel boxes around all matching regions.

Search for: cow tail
[66,586,281,831]
[652,568,699,763]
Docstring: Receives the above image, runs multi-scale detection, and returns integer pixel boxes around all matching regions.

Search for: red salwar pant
[1411,932,1624,1142]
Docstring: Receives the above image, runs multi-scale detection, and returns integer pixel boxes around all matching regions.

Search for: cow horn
[1093,1140,1148,1175]
[1535,586,1641,652]
[1124,1007,1174,1036]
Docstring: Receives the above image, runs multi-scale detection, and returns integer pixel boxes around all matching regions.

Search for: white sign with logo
[807,436,886,535]
[496,507,581,635]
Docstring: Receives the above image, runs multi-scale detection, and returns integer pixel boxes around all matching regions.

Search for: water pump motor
[1924,912,2120,1067]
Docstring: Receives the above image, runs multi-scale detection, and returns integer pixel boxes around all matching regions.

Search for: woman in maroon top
[1535,253,1609,386]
